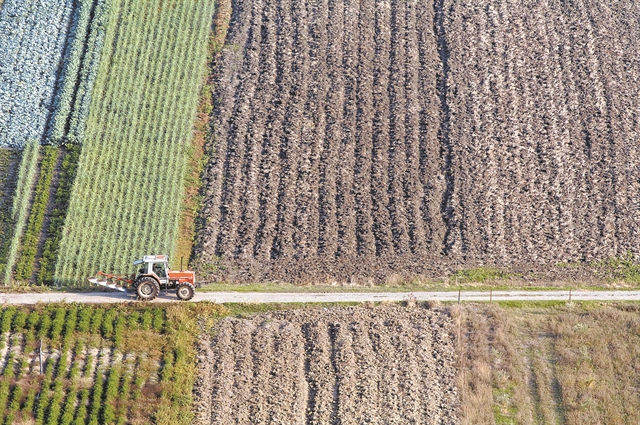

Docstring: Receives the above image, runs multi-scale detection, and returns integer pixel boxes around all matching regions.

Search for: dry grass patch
[454,302,640,425]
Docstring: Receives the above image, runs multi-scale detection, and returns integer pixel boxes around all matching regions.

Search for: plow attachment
[88,272,134,292]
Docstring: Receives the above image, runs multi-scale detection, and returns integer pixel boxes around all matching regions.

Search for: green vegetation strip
[2,140,39,285]
[0,303,228,425]
[56,0,216,285]
[14,147,58,282]
[38,146,80,285]
[0,149,19,264]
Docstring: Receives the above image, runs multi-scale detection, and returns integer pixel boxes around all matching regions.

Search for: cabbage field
[0,0,74,148]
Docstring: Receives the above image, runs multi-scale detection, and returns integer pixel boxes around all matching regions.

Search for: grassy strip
[454,302,640,424]
[198,280,632,293]
[38,146,80,284]
[14,146,58,282]
[152,303,229,425]
[2,140,39,284]
[174,0,232,264]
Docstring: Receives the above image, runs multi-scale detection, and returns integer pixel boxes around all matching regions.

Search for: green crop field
[55,0,215,285]
[0,302,229,425]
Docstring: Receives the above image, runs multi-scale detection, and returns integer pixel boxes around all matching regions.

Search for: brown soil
[194,0,640,282]
[195,306,458,424]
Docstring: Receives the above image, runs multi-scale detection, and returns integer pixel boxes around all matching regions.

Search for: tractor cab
[134,255,170,285]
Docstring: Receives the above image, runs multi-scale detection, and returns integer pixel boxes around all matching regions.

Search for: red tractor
[88,255,196,301]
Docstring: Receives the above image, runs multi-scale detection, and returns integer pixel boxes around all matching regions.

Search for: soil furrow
[415,0,444,251]
[433,0,458,255]
[334,0,358,258]
[248,321,275,423]
[369,0,394,256]
[351,0,376,257]
[236,0,278,257]
[371,316,403,422]
[305,318,335,424]
[271,0,309,259]
[210,320,234,423]
[332,321,357,423]
[198,0,254,259]
[387,0,410,255]
[252,0,294,260]
[293,0,330,258]
[315,0,344,258]
[229,320,255,424]
[402,0,428,255]
[350,319,381,420]
[214,0,264,257]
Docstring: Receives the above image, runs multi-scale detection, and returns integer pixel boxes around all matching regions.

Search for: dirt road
[2,290,640,304]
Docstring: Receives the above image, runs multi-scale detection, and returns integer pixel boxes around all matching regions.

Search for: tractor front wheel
[136,277,160,301]
[176,282,195,301]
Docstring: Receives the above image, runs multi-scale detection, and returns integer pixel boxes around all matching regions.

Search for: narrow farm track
[195,0,640,283]
[3,290,640,304]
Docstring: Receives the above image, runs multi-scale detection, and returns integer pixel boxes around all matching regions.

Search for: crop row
[13,147,58,282]
[55,0,216,285]
[0,149,20,274]
[37,146,81,285]
[48,0,110,146]
[2,141,40,284]
[0,0,75,148]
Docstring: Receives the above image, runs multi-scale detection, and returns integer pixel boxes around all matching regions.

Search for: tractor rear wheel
[176,282,195,301]
[136,277,160,301]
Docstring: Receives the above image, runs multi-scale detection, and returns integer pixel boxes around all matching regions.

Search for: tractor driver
[153,262,167,278]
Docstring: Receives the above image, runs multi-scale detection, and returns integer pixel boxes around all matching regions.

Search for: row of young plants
[37,146,81,285]
[48,0,110,146]
[13,147,59,282]
[1,144,82,286]
[2,141,40,284]
[55,0,217,285]
[0,304,183,424]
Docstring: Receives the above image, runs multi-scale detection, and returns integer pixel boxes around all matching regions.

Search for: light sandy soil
[195,305,458,424]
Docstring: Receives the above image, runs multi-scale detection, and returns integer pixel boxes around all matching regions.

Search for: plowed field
[195,0,640,282]
[194,306,458,424]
